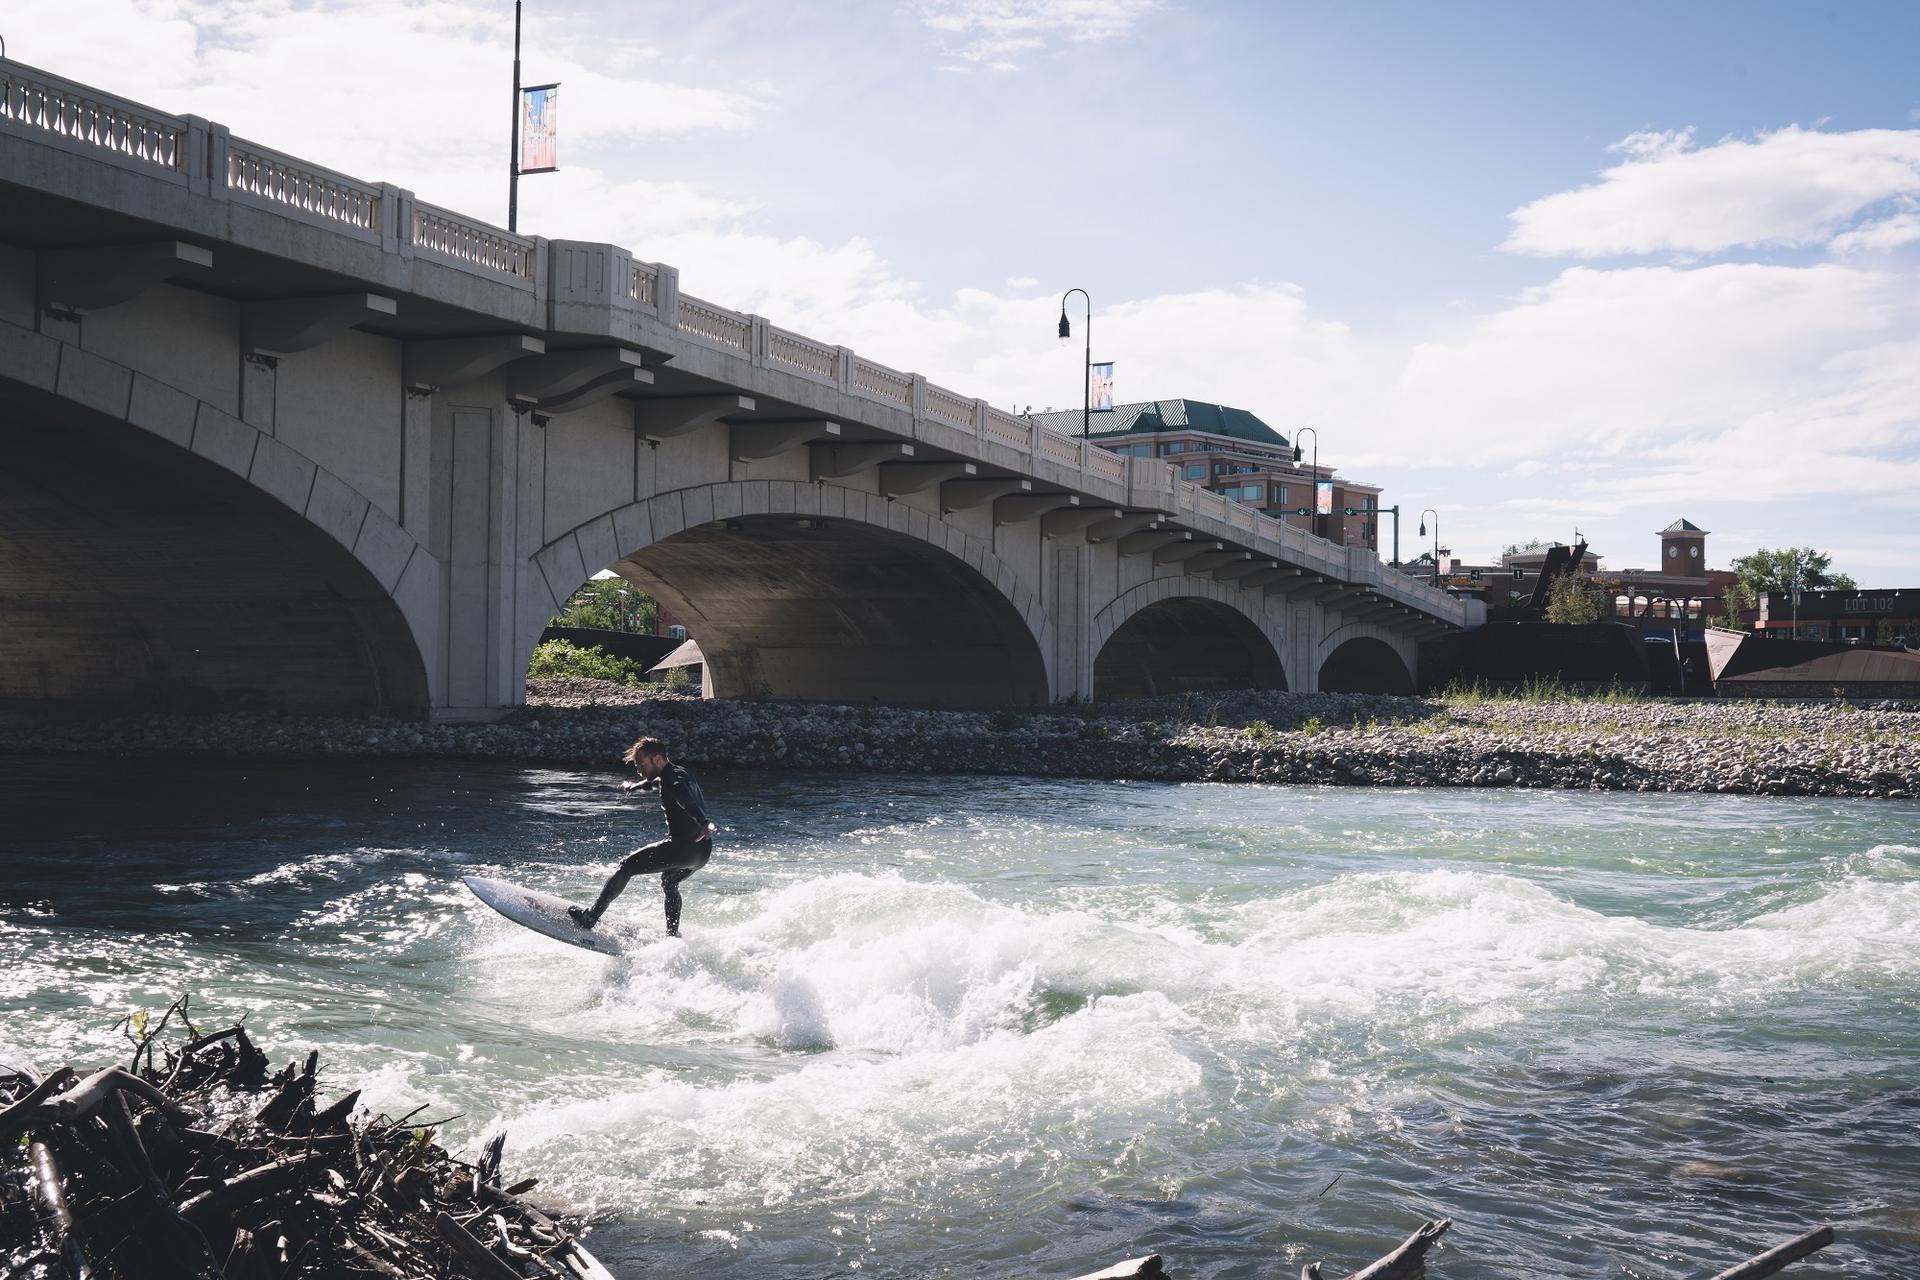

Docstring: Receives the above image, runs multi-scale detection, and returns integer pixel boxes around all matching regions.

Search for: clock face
[1667,545,1678,559]
[1689,545,1700,558]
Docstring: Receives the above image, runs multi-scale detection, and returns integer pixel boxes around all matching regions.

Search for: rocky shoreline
[3,681,1916,799]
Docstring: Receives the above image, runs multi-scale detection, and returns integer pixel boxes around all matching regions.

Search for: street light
[1418,508,1439,585]
[1289,426,1319,539]
[1057,288,1091,439]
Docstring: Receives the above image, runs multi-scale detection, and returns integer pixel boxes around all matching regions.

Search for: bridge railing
[1084,446,1127,484]
[226,136,382,240]
[849,356,913,409]
[924,383,976,430]
[410,201,538,283]
[984,407,1033,451]
[0,61,186,177]
[629,260,659,307]
[767,325,837,384]
[676,293,753,353]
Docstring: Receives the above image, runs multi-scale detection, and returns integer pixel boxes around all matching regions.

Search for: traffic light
[1293,507,1310,517]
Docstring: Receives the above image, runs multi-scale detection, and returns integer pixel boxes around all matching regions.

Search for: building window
[1185,464,1205,479]
[668,624,687,641]
[1241,484,1263,501]
[1276,484,1288,505]
[1214,462,1227,475]
[1161,442,1185,455]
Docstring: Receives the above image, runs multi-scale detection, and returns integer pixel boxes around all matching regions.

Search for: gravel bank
[4,681,1916,799]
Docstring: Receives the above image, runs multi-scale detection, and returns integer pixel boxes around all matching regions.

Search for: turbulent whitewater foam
[463,851,1920,1216]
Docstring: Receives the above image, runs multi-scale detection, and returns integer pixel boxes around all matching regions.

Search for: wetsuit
[579,763,714,934]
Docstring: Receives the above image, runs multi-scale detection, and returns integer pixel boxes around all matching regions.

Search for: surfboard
[462,875,624,956]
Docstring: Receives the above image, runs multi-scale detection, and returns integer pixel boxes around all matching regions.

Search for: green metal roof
[1661,518,1707,533]
[1027,399,1291,449]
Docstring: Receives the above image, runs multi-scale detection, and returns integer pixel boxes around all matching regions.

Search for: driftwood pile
[0,999,613,1279]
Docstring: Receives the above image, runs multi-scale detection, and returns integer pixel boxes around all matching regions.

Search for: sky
[7,0,1918,582]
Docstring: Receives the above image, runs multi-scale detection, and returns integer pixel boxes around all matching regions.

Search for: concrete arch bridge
[0,58,1479,719]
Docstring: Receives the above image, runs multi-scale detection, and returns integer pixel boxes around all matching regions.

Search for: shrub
[1244,720,1275,743]
[527,638,647,685]
[663,664,693,693]
[988,709,1029,732]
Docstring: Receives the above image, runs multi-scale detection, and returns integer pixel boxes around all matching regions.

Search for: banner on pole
[1089,362,1114,412]
[1315,479,1333,515]
[519,83,559,173]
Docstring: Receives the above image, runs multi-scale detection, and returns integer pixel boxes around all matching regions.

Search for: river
[2,756,1916,1277]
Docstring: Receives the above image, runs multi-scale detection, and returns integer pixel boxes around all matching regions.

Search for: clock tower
[1658,518,1708,579]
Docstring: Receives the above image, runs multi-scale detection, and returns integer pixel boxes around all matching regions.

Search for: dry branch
[1706,1225,1836,1280]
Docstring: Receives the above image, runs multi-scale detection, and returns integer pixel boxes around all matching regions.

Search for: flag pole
[508,0,521,232]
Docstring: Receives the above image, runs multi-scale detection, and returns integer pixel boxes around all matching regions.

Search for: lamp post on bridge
[1056,289,1092,440]
[508,0,523,233]
[1418,508,1439,586]
[1290,427,1320,539]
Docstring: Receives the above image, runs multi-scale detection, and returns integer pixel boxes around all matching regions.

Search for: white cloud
[1830,209,1920,253]
[915,0,1157,67]
[1502,125,1920,258]
[1397,264,1920,523]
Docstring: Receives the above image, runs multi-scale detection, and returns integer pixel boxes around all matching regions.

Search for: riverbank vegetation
[1,684,1913,799]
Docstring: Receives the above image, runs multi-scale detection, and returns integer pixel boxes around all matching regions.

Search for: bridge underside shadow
[1319,636,1415,694]
[613,516,1049,708]
[0,382,426,716]
[1093,597,1287,700]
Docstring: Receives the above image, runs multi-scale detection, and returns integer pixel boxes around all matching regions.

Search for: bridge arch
[530,481,1053,707]
[1089,578,1291,700]
[1317,633,1416,695]
[0,333,432,715]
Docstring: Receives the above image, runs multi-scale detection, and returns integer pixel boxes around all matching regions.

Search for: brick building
[1429,519,1738,623]
[1027,399,1383,550]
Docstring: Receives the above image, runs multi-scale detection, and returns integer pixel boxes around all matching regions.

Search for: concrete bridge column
[422,384,546,720]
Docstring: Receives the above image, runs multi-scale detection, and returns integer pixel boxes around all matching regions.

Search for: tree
[549,579,659,633]
[1713,578,1752,630]
[1544,572,1600,624]
[1729,546,1856,599]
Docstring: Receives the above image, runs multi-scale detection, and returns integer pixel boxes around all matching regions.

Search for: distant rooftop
[1661,518,1708,534]
[1027,399,1290,449]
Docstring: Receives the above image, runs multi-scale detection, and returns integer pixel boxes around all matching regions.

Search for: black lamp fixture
[1290,426,1320,538]
[1057,288,1091,439]
[1418,507,1439,585]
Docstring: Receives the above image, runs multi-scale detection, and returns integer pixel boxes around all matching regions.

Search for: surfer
[568,737,715,937]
